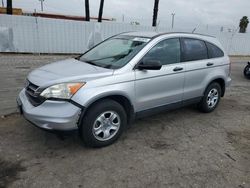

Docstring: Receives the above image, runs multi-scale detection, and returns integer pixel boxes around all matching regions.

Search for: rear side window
[143,38,180,65]
[182,38,208,61]
[206,42,224,58]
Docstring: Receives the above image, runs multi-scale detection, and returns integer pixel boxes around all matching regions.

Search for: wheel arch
[205,77,226,97]
[84,94,135,125]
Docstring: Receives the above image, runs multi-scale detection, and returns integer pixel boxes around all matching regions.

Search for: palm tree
[98,0,105,22]
[239,16,249,33]
[85,0,90,21]
[7,0,12,14]
[152,0,159,27]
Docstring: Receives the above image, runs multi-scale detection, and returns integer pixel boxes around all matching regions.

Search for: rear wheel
[198,82,221,113]
[244,65,250,79]
[80,99,127,148]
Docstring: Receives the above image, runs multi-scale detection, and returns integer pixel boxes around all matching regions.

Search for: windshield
[80,36,150,69]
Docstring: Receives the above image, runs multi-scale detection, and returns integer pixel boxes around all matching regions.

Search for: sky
[5,0,250,30]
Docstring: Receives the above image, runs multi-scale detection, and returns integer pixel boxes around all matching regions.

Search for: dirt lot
[0,54,250,188]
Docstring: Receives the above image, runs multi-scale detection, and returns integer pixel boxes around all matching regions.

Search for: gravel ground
[0,54,250,188]
[0,54,72,116]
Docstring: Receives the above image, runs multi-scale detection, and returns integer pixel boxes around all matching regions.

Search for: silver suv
[17,32,231,147]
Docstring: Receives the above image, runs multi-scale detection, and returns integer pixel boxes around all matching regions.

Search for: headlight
[40,82,85,99]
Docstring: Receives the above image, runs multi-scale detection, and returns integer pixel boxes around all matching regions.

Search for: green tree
[85,0,90,21]
[152,0,159,27]
[98,0,105,22]
[239,16,249,33]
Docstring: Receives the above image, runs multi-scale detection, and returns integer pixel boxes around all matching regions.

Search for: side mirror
[137,59,162,70]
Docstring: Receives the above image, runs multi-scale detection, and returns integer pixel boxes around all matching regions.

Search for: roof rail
[153,32,216,39]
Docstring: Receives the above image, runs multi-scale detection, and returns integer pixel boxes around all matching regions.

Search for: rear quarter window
[181,38,208,62]
[206,42,224,58]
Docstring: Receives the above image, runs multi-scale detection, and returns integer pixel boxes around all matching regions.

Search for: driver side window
[143,38,181,65]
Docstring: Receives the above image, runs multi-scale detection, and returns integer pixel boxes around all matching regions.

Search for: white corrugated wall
[0,14,249,55]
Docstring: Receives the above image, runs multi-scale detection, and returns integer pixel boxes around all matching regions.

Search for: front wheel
[198,82,221,113]
[80,99,127,148]
[244,65,250,79]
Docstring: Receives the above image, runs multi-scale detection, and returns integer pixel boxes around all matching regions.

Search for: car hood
[28,58,114,87]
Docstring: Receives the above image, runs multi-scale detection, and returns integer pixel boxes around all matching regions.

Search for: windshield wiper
[103,64,113,69]
[81,59,113,69]
[87,53,129,62]
[80,59,100,66]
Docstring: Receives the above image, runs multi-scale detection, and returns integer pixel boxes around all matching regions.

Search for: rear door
[135,38,185,112]
[181,38,223,100]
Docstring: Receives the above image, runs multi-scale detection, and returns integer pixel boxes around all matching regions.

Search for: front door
[135,38,185,112]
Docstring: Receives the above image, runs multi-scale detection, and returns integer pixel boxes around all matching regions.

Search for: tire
[244,65,250,79]
[198,82,221,113]
[80,99,127,148]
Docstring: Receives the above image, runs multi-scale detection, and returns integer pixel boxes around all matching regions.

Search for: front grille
[25,80,45,107]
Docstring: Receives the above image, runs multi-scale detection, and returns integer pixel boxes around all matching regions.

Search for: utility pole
[122,14,125,22]
[7,0,12,14]
[38,0,44,12]
[171,13,175,29]
[1,0,4,7]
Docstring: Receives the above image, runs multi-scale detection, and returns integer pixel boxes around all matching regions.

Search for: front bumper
[17,89,82,131]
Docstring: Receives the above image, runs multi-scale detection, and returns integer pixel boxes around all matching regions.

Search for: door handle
[173,67,183,72]
[207,62,214,66]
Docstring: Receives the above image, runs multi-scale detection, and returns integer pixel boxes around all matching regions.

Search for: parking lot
[0,54,249,188]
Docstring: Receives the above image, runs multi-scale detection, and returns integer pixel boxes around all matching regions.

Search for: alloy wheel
[92,111,121,141]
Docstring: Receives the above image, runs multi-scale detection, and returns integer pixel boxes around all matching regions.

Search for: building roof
[24,12,113,22]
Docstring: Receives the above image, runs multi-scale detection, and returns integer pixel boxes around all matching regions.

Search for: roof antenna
[192,28,196,33]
